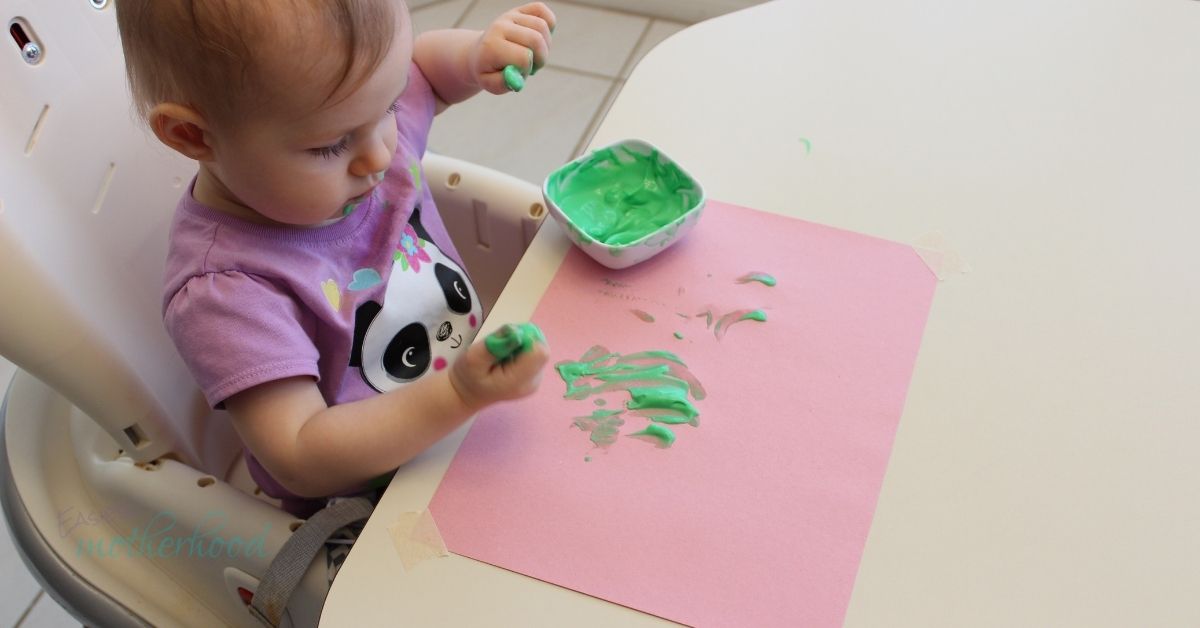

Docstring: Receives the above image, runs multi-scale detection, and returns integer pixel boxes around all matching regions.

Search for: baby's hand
[450,322,550,410]
[469,3,556,94]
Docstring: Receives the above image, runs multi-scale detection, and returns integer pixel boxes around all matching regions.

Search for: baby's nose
[351,136,392,177]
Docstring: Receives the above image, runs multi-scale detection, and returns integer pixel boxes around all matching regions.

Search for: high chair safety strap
[249,496,375,627]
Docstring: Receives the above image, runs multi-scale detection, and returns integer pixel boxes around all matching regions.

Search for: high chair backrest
[1,0,239,474]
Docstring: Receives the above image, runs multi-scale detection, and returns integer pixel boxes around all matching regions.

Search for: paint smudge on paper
[572,409,626,448]
[629,424,677,448]
[556,345,705,453]
[714,309,767,339]
[736,272,777,287]
[631,309,656,323]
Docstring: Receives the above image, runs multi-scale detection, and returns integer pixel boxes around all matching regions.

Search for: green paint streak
[714,309,767,339]
[485,322,545,363]
[584,456,591,462]
[673,331,684,340]
[594,398,607,406]
[736,272,777,287]
[503,65,525,92]
[629,424,676,448]
[545,144,702,246]
[696,309,714,328]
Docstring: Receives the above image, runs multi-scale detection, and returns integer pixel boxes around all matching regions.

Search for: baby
[115,0,554,517]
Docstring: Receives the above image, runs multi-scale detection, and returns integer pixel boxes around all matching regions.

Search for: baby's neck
[193,165,343,228]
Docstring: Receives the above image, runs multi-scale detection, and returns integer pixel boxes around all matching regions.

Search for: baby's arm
[413,3,555,111]
[225,334,548,498]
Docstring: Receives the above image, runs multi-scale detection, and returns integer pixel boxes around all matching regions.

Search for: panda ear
[408,204,435,243]
[349,301,383,367]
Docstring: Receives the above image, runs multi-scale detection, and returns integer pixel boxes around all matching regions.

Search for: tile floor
[0,1,754,624]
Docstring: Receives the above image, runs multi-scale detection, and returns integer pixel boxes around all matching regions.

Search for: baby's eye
[385,99,402,115]
[309,137,350,159]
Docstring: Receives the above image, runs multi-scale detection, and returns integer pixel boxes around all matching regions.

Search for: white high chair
[0,2,546,626]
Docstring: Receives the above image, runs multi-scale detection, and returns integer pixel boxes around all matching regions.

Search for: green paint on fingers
[503,65,525,92]
[485,322,545,363]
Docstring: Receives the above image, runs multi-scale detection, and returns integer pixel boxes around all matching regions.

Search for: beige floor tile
[18,592,80,628]
[428,67,613,184]
[458,0,649,77]
[410,0,473,34]
[622,19,688,79]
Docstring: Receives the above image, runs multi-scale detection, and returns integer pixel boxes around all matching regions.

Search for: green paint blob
[629,424,676,448]
[741,309,768,322]
[673,331,684,340]
[545,144,702,246]
[584,456,592,462]
[485,322,545,363]
[503,65,525,92]
[736,272,777,287]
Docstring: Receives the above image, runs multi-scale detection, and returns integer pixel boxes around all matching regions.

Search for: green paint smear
[572,409,625,448]
[628,424,676,448]
[627,386,699,420]
[555,346,706,401]
[546,144,702,246]
[736,272,777,287]
[673,331,684,340]
[484,322,545,363]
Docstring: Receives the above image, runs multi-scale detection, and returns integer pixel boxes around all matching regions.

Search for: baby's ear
[148,103,213,161]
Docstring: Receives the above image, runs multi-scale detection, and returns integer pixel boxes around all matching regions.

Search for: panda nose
[436,321,453,342]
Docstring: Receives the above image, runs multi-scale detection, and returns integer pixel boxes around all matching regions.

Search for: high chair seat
[0,2,546,624]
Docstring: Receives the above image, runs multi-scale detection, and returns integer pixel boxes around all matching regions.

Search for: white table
[321,1,1200,625]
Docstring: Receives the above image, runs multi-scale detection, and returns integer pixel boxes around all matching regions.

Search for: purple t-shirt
[163,64,484,516]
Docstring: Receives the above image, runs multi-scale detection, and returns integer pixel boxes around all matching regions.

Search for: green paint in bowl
[543,139,706,269]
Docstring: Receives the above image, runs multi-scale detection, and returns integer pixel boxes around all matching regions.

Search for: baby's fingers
[515,2,557,33]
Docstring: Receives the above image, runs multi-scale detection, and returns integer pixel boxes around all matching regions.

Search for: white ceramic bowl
[542,139,706,270]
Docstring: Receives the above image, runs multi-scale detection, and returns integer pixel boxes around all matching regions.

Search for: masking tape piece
[912,231,972,281]
[388,509,448,571]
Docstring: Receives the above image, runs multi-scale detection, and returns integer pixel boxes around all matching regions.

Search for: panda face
[350,209,482,393]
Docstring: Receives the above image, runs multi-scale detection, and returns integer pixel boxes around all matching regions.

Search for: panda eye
[382,323,430,381]
[434,263,472,314]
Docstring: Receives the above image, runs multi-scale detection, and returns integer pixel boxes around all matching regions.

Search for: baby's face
[204,8,413,226]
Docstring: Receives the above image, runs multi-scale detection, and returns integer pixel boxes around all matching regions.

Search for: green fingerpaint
[736,272,777,287]
[673,331,684,340]
[629,424,676,448]
[545,145,701,246]
[485,322,545,362]
[503,65,525,92]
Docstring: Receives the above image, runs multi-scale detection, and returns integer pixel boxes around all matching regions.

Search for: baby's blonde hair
[115,0,397,125]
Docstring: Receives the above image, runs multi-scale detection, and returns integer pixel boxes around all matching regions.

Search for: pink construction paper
[429,201,937,627]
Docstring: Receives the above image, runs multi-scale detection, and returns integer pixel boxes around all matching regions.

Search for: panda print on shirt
[349,205,482,393]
